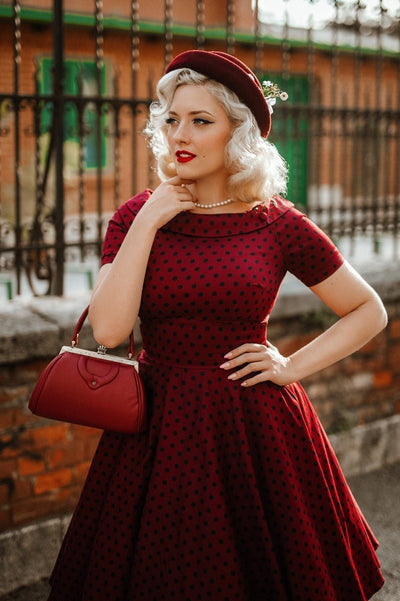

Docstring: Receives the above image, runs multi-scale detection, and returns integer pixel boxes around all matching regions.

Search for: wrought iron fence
[0,0,399,297]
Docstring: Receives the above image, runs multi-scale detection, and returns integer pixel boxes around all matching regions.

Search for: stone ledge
[0,413,399,596]
[1,264,399,365]
[0,294,140,365]
[0,515,71,595]
[329,414,400,477]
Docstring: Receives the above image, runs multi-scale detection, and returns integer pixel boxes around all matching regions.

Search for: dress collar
[161,196,294,237]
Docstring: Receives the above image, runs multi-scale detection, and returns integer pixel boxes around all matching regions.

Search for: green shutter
[262,74,309,208]
[38,57,107,169]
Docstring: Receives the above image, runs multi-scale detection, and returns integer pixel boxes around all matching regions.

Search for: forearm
[89,213,158,347]
[287,296,387,382]
[89,178,196,347]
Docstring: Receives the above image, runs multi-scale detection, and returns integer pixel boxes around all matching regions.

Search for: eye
[166,117,178,125]
[194,118,212,125]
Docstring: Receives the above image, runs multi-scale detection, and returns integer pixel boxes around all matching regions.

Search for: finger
[180,200,196,211]
[220,351,267,370]
[224,343,264,360]
[241,372,271,388]
[178,193,195,206]
[227,361,266,380]
[177,186,194,199]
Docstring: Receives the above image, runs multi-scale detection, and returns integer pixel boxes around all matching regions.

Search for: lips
[176,150,196,163]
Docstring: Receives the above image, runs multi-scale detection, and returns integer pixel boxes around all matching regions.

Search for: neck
[188,179,230,207]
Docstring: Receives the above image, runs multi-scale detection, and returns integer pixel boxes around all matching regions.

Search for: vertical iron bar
[306,11,319,219]
[327,1,340,238]
[77,71,86,262]
[254,0,263,77]
[147,72,156,190]
[392,17,400,259]
[371,2,384,255]
[281,1,290,78]
[195,0,206,50]
[33,61,42,227]
[349,1,364,256]
[53,0,65,295]
[381,88,390,240]
[339,90,349,240]
[12,0,22,295]
[113,72,121,211]
[164,0,173,70]
[226,0,235,55]
[363,89,373,239]
[95,0,104,256]
[131,0,139,194]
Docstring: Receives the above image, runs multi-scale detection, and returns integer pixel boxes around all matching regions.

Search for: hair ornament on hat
[262,81,288,115]
[165,49,274,137]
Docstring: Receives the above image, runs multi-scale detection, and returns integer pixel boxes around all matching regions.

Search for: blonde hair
[145,68,288,203]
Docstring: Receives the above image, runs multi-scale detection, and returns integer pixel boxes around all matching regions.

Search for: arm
[89,177,195,347]
[220,261,388,386]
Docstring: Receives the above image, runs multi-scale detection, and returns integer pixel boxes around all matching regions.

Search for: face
[166,84,233,185]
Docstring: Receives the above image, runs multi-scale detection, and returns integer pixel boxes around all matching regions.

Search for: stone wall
[0,265,400,534]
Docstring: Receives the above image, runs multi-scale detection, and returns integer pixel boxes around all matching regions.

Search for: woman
[48,50,386,600]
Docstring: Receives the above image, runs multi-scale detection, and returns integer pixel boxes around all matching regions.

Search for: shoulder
[267,196,308,226]
[261,196,294,225]
[101,190,152,265]
[268,196,327,240]
[111,189,153,229]
[268,197,344,286]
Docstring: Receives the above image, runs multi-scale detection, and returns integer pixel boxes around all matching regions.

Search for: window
[263,74,309,207]
[39,57,107,170]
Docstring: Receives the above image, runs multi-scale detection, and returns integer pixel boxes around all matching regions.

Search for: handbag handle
[71,306,135,358]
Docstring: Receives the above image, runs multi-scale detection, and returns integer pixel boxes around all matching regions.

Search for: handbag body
[28,307,146,434]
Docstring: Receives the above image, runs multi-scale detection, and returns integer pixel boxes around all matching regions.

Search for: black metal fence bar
[0,0,399,298]
[12,0,22,295]
[53,0,65,296]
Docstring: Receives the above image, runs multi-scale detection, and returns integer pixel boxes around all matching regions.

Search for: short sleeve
[100,190,152,266]
[273,205,344,287]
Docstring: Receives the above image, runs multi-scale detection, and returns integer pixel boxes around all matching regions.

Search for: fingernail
[224,352,232,359]
[220,362,230,369]
[227,373,236,380]
[241,381,247,387]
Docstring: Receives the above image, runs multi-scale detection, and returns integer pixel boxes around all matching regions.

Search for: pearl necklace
[193,198,233,209]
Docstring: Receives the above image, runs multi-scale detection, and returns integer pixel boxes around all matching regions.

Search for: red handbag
[28,306,146,434]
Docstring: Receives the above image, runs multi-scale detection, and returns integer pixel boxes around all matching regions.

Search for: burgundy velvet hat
[165,50,271,138]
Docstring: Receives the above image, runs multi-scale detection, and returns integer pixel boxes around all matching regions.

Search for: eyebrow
[168,109,215,117]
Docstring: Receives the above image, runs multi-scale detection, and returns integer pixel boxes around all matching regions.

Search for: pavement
[0,462,399,601]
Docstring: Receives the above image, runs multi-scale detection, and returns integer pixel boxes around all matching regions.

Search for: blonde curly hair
[144,68,288,204]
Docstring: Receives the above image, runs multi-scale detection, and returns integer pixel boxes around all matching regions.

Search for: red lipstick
[176,150,196,163]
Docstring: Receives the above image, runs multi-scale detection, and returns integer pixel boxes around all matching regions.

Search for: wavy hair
[144,68,288,203]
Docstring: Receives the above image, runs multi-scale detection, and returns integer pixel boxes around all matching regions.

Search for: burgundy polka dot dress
[48,191,384,601]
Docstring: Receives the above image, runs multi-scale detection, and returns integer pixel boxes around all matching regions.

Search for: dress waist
[139,318,267,367]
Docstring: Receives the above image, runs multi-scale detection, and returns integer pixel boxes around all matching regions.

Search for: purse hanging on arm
[28,306,146,434]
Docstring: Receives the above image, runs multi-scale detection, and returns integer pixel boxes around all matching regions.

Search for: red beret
[165,50,271,138]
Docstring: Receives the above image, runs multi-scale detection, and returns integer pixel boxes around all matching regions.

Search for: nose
[172,120,190,144]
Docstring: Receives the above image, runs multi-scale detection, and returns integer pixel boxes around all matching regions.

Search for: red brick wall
[269,312,400,432]
[0,293,399,533]
[0,357,101,530]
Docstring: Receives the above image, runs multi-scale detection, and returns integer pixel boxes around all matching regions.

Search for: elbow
[371,294,388,334]
[89,313,131,349]
[91,323,133,349]
[379,303,388,331]
[92,330,124,350]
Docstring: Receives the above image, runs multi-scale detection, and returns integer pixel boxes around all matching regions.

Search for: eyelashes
[165,117,213,126]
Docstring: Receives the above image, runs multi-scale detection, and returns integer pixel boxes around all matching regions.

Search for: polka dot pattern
[48,192,384,600]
